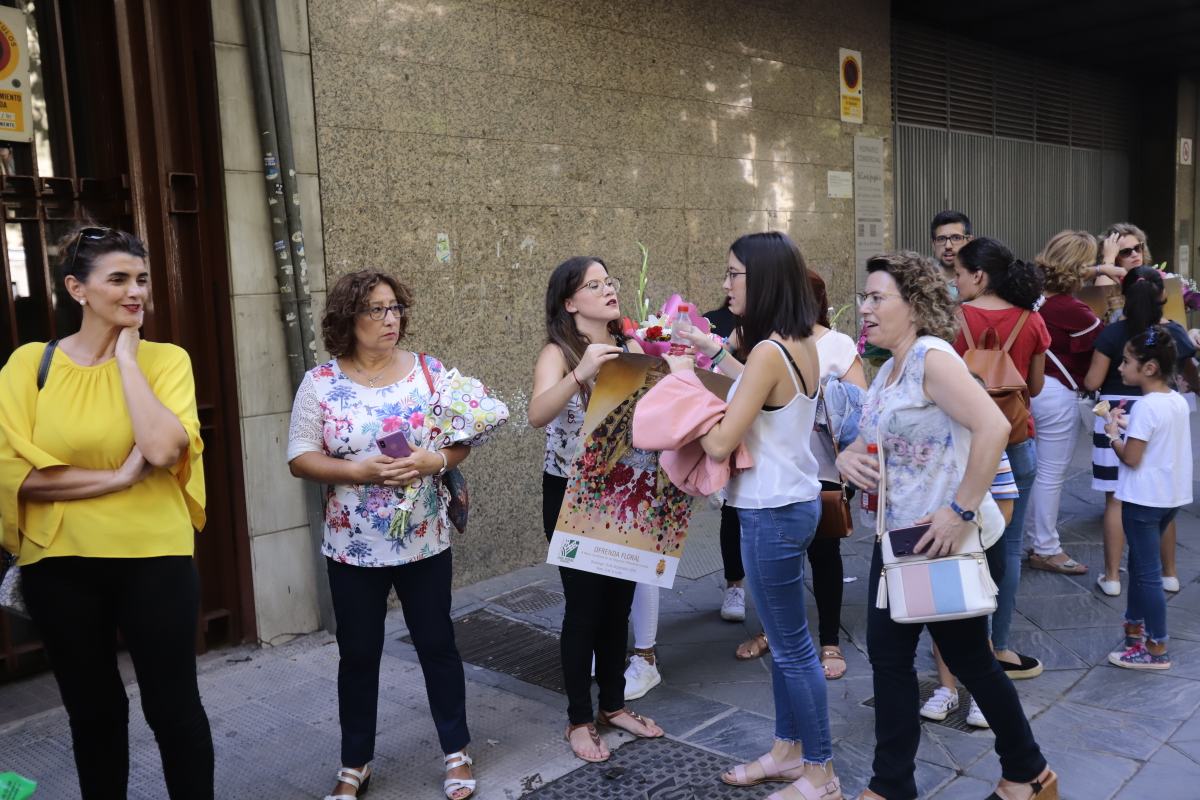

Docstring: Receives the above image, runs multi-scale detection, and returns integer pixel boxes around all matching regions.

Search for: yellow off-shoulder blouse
[0,340,206,566]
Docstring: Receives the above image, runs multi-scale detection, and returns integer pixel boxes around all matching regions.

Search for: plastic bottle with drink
[668,305,692,356]
[860,443,879,521]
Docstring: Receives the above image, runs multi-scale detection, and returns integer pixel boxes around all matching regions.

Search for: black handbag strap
[37,339,59,391]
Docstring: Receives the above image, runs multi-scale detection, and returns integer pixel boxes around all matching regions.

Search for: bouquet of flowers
[387,367,508,540]
[621,243,725,368]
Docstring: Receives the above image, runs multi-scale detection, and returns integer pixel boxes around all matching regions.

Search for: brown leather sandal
[564,722,609,763]
[736,631,770,660]
[820,647,847,680]
[596,708,664,738]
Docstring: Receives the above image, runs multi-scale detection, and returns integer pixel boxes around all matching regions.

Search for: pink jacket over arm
[631,371,753,496]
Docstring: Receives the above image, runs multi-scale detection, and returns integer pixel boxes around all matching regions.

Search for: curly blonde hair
[865,251,958,342]
[1038,230,1097,294]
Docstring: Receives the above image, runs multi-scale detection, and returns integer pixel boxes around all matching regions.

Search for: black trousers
[720,491,845,647]
[22,556,214,800]
[866,541,1046,800]
[327,549,469,765]
[543,472,637,724]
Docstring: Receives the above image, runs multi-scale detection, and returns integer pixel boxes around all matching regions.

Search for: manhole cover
[490,584,565,614]
[863,678,981,733]
[524,737,762,798]
[403,609,564,693]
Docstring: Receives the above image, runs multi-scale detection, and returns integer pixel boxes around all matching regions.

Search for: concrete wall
[210,0,330,644]
[307,0,894,587]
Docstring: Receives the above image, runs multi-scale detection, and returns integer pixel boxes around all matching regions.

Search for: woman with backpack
[952,237,1050,682]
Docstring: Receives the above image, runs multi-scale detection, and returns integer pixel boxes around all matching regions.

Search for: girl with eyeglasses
[1102,325,1193,670]
[1084,268,1199,598]
[529,257,664,764]
[0,226,213,798]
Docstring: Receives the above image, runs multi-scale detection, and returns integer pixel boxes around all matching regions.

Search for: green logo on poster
[560,539,580,560]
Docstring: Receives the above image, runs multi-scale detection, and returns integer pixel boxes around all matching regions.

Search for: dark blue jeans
[1123,502,1180,643]
[737,499,833,763]
[327,549,469,764]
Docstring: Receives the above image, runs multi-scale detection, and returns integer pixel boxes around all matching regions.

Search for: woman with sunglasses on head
[667,232,844,800]
[529,257,664,764]
[0,226,212,799]
[288,271,477,800]
[1084,267,1198,598]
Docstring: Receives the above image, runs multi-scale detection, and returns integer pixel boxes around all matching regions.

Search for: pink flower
[408,411,425,429]
[381,416,402,433]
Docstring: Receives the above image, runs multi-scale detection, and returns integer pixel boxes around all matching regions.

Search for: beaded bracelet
[710,347,728,366]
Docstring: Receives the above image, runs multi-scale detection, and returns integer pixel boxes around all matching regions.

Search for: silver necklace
[352,352,394,387]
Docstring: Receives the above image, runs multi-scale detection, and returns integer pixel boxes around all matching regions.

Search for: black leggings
[543,472,637,724]
[720,492,844,647]
[22,556,214,800]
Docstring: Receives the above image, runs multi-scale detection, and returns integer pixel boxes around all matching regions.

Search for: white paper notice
[854,136,886,273]
[827,171,853,199]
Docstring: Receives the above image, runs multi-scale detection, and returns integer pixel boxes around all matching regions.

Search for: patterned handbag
[418,354,470,533]
[873,429,998,624]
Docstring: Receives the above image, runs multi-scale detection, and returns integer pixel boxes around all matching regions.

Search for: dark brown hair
[322,270,414,358]
[543,256,623,376]
[807,270,831,328]
[729,231,817,359]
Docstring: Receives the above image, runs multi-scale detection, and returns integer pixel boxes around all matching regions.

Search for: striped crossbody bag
[874,431,998,624]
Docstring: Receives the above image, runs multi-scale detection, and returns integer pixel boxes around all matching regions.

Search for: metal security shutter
[893,21,1136,258]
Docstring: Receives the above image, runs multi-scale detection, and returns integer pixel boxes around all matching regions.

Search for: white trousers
[1026,376,1083,555]
[630,582,659,650]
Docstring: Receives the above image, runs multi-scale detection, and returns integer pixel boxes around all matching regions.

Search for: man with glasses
[930,210,973,288]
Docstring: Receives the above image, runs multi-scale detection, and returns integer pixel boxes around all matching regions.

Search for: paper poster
[546,354,730,588]
[853,136,885,274]
[827,170,853,199]
[839,48,863,124]
[0,7,31,143]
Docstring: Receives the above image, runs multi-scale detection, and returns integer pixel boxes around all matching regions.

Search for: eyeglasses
[360,303,406,321]
[932,234,969,246]
[855,291,902,308]
[578,277,620,294]
[64,226,118,276]
[1117,245,1143,259]
[725,269,746,281]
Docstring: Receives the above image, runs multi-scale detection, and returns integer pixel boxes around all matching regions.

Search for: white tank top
[725,339,822,509]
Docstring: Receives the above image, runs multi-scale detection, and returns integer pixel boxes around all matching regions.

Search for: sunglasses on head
[65,226,120,275]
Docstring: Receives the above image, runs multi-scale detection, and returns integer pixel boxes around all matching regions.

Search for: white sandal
[443,751,476,800]
[323,764,371,800]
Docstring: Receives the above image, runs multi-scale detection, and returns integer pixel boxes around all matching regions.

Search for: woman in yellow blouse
[0,227,211,799]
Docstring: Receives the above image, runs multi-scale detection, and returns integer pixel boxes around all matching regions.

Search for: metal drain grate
[404,610,564,693]
[524,737,760,798]
[490,584,565,614]
[863,678,981,733]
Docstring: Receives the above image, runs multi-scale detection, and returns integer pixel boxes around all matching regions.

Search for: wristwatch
[949,500,976,522]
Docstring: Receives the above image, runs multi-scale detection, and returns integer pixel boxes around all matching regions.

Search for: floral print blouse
[287,353,452,567]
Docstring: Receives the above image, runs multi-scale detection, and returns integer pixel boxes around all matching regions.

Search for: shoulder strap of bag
[37,339,59,391]
[1044,348,1078,391]
[1001,311,1030,354]
[418,352,434,393]
[957,309,976,349]
[820,384,848,492]
[875,425,886,543]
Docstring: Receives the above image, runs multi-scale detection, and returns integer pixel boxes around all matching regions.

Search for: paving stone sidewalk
[2,424,1199,799]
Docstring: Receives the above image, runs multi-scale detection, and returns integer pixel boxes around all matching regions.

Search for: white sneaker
[966,697,989,728]
[1097,574,1122,596]
[1163,576,1181,593]
[720,587,746,621]
[623,654,662,700]
[919,686,959,721]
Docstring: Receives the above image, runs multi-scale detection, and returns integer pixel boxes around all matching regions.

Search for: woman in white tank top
[666,232,841,800]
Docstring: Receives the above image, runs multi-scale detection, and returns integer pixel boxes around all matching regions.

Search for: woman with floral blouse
[287,271,476,800]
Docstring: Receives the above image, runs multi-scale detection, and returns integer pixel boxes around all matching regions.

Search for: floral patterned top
[544,392,584,477]
[861,337,1003,548]
[287,353,452,567]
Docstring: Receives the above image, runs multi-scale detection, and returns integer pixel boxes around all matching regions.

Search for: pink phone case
[377,430,412,458]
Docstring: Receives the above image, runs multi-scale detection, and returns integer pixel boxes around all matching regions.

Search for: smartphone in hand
[888,523,931,557]
[377,430,413,458]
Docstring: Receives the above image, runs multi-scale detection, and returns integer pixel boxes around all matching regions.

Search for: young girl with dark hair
[1085,267,1198,596]
[952,236,1050,682]
[667,231,843,799]
[528,257,663,764]
[1103,326,1192,670]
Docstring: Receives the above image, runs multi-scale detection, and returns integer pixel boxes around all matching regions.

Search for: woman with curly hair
[1026,231,1103,576]
[951,237,1050,683]
[838,252,1055,800]
[287,271,477,800]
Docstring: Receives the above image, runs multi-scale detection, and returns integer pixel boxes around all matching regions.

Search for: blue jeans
[737,499,832,763]
[1123,502,1179,643]
[991,438,1037,651]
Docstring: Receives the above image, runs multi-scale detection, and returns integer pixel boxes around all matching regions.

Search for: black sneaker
[999,652,1043,679]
